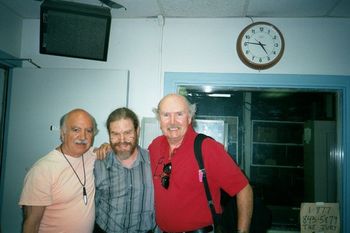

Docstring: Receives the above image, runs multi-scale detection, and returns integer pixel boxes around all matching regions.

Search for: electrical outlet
[49,125,59,131]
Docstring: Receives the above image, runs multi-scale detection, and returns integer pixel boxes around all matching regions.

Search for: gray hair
[153,94,196,120]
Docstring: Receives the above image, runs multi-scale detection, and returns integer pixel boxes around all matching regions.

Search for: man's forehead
[68,123,93,129]
[160,100,188,112]
[110,119,134,128]
[67,117,93,128]
[110,127,133,133]
[159,110,187,114]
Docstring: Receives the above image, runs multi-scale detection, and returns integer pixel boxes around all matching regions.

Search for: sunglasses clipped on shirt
[161,162,172,189]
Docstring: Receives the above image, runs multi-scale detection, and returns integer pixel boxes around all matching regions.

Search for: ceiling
[1,0,350,19]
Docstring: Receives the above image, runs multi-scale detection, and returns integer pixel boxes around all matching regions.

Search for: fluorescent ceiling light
[207,93,231,98]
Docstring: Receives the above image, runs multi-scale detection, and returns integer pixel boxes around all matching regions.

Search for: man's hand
[94,143,111,160]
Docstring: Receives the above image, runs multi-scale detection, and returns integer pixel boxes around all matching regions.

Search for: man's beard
[111,141,137,161]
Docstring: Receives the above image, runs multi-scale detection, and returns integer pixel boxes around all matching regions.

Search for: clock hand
[245,42,261,46]
[259,42,268,55]
[254,39,267,46]
[254,39,269,55]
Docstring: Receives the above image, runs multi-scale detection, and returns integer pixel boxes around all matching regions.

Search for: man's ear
[60,131,64,142]
[188,115,192,124]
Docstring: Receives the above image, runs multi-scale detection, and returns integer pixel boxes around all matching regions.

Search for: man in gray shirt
[94,107,155,233]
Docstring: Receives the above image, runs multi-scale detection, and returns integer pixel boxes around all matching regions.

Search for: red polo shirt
[149,126,248,232]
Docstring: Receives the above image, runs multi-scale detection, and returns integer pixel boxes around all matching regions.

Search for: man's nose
[119,133,126,142]
[170,113,176,123]
[79,130,88,139]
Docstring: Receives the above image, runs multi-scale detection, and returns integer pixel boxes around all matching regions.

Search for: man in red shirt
[149,93,253,233]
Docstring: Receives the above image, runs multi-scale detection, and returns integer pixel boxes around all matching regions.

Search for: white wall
[19,17,350,119]
[20,18,163,118]
[1,2,349,116]
[163,18,350,75]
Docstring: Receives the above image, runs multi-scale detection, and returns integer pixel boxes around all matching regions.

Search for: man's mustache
[112,142,133,147]
[74,139,88,145]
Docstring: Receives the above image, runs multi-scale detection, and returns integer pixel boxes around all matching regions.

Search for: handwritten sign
[300,202,339,233]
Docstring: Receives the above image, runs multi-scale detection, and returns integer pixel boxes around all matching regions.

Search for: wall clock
[236,22,285,70]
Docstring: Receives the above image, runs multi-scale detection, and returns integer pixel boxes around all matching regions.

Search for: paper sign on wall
[300,202,339,233]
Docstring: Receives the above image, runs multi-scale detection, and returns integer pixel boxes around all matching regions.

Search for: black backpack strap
[194,133,207,170]
[194,133,221,225]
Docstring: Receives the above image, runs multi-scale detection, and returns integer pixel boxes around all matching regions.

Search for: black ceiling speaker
[40,0,111,61]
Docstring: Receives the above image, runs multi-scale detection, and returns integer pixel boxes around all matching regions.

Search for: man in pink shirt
[19,109,98,233]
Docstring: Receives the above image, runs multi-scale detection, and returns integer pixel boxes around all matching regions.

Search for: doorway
[180,86,338,230]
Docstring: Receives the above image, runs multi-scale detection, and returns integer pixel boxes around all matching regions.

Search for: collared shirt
[94,146,155,233]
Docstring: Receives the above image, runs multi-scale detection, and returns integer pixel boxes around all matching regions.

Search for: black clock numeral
[259,58,263,63]
[259,27,264,32]
[267,57,271,61]
[251,29,256,34]
[274,43,279,47]
[252,56,255,60]
[245,35,250,40]
[245,50,249,55]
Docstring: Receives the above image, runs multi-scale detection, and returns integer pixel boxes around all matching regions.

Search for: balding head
[154,94,196,120]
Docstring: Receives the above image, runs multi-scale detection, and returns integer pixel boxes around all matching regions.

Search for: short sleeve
[19,162,53,206]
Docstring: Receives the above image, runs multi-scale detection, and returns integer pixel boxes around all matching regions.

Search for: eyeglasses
[161,162,172,189]
[109,129,136,140]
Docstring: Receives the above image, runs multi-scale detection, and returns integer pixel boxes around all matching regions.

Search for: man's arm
[22,205,45,233]
[236,184,253,233]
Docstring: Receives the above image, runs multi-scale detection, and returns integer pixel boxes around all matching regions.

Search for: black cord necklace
[60,145,88,205]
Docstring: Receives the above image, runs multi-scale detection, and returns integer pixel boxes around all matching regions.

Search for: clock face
[236,22,284,70]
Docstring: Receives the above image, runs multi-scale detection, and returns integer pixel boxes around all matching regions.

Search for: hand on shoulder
[94,143,111,160]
